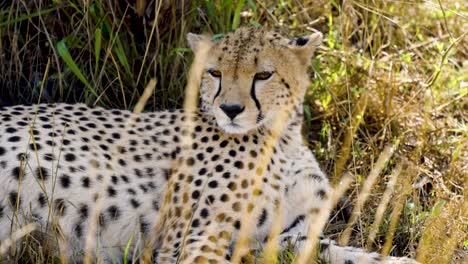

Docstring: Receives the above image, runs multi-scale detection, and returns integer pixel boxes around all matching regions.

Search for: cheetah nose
[220,104,245,120]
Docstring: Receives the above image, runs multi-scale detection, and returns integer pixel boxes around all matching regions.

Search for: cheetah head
[187,27,322,134]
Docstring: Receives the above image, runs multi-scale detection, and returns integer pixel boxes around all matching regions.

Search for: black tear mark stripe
[250,80,263,122]
[213,77,222,103]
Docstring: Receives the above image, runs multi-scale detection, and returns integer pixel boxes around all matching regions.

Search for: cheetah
[0,27,418,264]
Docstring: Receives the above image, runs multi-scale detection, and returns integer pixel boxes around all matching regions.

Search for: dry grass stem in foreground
[261,204,284,263]
[416,199,467,263]
[381,163,416,256]
[366,161,402,249]
[230,107,293,263]
[142,38,211,263]
[332,92,369,185]
[339,143,398,246]
[0,224,38,255]
[296,174,354,264]
[84,79,157,264]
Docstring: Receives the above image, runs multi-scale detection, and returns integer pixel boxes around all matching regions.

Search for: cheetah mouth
[213,110,255,134]
[220,122,250,134]
[225,122,242,130]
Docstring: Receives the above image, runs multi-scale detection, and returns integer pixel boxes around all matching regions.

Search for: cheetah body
[0,28,418,264]
[0,104,327,262]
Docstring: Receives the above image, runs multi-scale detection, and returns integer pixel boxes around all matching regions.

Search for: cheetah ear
[289,32,323,62]
[187,33,212,53]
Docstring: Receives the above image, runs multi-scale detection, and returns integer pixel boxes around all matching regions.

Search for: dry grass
[0,0,467,263]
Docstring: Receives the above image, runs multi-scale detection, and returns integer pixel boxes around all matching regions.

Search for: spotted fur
[0,28,418,264]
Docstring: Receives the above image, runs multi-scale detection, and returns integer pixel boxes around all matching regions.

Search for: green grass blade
[204,1,217,30]
[173,48,192,53]
[94,27,102,75]
[0,6,58,27]
[247,0,257,17]
[249,21,261,28]
[232,0,246,30]
[113,36,132,77]
[56,40,97,98]
[123,234,134,264]
[225,0,233,31]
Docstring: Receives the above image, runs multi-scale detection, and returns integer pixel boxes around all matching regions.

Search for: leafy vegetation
[0,0,466,263]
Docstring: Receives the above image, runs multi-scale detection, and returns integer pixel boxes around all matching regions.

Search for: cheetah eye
[207,69,222,78]
[254,71,273,81]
